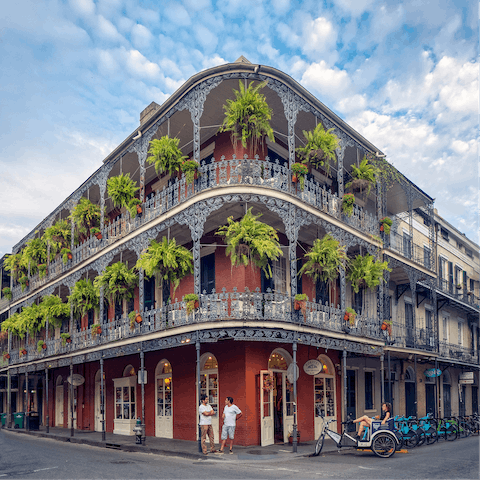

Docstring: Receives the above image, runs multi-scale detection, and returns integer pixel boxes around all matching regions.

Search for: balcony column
[70,200,77,253]
[339,267,346,311]
[98,171,108,236]
[99,285,105,326]
[132,236,149,315]
[335,133,353,199]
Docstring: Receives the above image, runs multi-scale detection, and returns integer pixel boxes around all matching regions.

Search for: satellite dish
[67,374,85,386]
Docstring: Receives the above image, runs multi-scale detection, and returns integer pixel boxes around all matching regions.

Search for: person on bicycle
[353,402,392,439]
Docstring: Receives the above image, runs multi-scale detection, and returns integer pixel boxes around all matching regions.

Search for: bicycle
[313,415,398,458]
[453,416,471,438]
[418,413,438,445]
[394,416,420,448]
[436,417,457,441]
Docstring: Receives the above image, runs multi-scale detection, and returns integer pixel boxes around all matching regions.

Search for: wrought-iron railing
[387,230,433,271]
[4,289,384,365]
[439,341,478,364]
[9,156,379,303]
[389,323,437,352]
[437,279,479,309]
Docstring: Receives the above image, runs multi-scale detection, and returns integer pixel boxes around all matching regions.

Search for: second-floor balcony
[9,156,380,303]
[437,278,480,309]
[2,289,384,366]
[386,230,434,271]
[439,341,478,364]
[388,315,437,352]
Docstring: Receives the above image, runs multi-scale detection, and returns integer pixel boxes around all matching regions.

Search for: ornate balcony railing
[3,289,384,365]
[386,230,434,271]
[439,341,478,364]
[7,156,379,304]
[437,279,480,309]
[388,323,437,352]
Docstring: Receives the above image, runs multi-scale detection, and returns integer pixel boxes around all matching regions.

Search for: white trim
[439,254,449,261]
[404,296,412,303]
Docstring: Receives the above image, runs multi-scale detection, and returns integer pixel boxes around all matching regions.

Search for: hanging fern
[68,279,99,318]
[1,312,27,339]
[346,253,391,293]
[94,262,138,306]
[346,156,377,196]
[40,294,70,330]
[107,173,141,218]
[365,152,405,190]
[219,80,274,155]
[296,123,339,177]
[216,207,282,279]
[3,253,25,282]
[44,219,71,259]
[135,237,193,293]
[147,136,188,177]
[70,197,101,239]
[22,237,48,274]
[298,234,347,289]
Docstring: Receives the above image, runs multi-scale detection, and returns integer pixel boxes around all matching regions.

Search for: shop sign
[67,374,85,386]
[459,378,474,384]
[424,368,442,377]
[459,372,474,380]
[303,359,322,376]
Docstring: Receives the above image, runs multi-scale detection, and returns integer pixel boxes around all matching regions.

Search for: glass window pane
[116,387,121,403]
[116,404,122,419]
[123,386,129,402]
[131,386,135,403]
[123,404,130,420]
[131,403,135,419]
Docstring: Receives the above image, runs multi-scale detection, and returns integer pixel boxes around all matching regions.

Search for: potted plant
[379,217,392,234]
[184,293,199,314]
[44,219,71,260]
[91,324,102,338]
[91,227,102,240]
[22,237,48,276]
[2,351,10,361]
[37,340,46,353]
[19,275,29,291]
[342,193,355,217]
[68,278,99,320]
[288,429,301,444]
[298,234,347,303]
[219,80,274,155]
[2,287,12,301]
[37,263,48,278]
[346,156,377,197]
[346,253,391,293]
[70,197,101,241]
[20,348,27,356]
[136,237,193,294]
[3,252,26,283]
[295,123,339,177]
[216,208,282,279]
[181,160,200,185]
[381,320,393,336]
[128,311,141,330]
[107,173,142,218]
[94,261,138,307]
[60,333,72,346]
[61,248,73,264]
[147,135,188,178]
[456,284,463,290]
[344,307,356,326]
[294,293,308,317]
[291,162,309,190]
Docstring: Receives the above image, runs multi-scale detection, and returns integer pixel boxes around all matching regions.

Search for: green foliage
[91,323,101,336]
[219,80,274,155]
[216,207,282,279]
[68,279,99,319]
[94,262,138,306]
[18,274,29,291]
[40,294,70,329]
[60,332,71,346]
[184,293,199,314]
[298,234,347,289]
[21,303,44,337]
[2,287,12,301]
[296,123,339,176]
[346,254,391,293]
[44,219,71,258]
[342,193,355,217]
[37,340,45,353]
[1,312,27,339]
[346,156,377,196]
[294,293,309,301]
[22,237,48,274]
[365,152,405,190]
[345,307,357,325]
[70,197,101,239]
[291,162,308,190]
[135,237,193,294]
[147,136,188,177]
[107,173,141,218]
[3,253,25,281]
[379,217,393,235]
[61,248,72,265]
[181,160,200,185]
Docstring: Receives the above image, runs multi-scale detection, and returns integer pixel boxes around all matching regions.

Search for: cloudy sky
[0,0,477,256]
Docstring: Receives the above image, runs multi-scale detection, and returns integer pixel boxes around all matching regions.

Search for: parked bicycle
[436,417,457,441]
[313,415,399,458]
[418,413,438,445]
[393,415,420,448]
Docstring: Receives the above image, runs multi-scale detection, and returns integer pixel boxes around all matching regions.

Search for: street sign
[67,374,85,386]
[137,370,147,384]
[287,363,299,383]
[424,368,442,377]
[459,378,474,385]
[459,372,474,381]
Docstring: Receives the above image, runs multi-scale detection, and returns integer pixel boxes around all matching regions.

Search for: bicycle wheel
[404,431,419,448]
[426,427,438,445]
[314,434,325,456]
[394,431,404,451]
[460,422,471,438]
[372,433,396,458]
[416,427,426,446]
[445,426,457,441]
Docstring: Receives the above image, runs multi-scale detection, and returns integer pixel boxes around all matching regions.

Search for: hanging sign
[287,363,299,383]
[67,374,85,386]
[137,371,148,384]
[303,359,323,376]
[424,368,442,378]
[459,372,474,381]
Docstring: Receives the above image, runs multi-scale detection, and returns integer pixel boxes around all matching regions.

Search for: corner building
[0,57,478,446]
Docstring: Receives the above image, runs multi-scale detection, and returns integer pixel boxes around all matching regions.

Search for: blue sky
[0,0,477,256]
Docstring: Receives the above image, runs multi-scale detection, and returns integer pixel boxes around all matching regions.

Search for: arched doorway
[405,366,416,417]
[424,374,435,416]
[442,371,451,417]
[314,355,336,438]
[55,376,64,427]
[200,353,219,443]
[113,365,137,435]
[94,370,103,432]
[155,359,173,438]
[260,348,293,446]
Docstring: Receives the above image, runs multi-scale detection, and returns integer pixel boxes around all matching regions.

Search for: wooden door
[155,375,173,438]
[55,385,63,426]
[260,370,274,446]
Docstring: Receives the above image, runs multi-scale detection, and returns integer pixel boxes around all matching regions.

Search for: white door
[199,371,219,444]
[94,381,102,432]
[260,370,274,446]
[55,385,64,426]
[282,375,295,443]
[67,387,77,429]
[314,375,336,438]
[155,375,173,438]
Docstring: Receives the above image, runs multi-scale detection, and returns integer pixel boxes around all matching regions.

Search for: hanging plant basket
[20,348,27,356]
[184,294,199,314]
[91,324,102,338]
[136,204,143,215]
[381,320,392,336]
[294,294,308,317]
[3,352,10,361]
[379,217,392,235]
[344,307,356,326]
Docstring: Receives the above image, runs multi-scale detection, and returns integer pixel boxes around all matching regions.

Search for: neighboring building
[0,57,478,445]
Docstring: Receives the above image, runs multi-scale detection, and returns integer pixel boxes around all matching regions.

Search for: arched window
[405,367,415,382]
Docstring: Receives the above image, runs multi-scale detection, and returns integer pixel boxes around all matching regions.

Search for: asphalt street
[0,429,478,479]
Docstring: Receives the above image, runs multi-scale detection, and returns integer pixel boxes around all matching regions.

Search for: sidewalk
[1,425,339,462]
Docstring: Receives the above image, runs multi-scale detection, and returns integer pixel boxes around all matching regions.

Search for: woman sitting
[353,402,392,439]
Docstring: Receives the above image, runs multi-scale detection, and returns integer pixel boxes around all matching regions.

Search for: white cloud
[194,25,218,52]
[94,14,126,43]
[68,0,95,17]
[131,23,154,50]
[301,61,352,102]
[303,17,337,56]
[334,0,376,17]
[122,49,161,81]
[164,2,191,26]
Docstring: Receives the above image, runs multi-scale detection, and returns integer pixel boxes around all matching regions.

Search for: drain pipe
[380,354,385,404]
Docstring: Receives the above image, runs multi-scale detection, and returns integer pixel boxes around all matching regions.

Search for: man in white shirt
[218,396,242,454]
[199,394,218,455]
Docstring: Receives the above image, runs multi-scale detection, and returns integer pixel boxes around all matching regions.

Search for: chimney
[140,102,161,126]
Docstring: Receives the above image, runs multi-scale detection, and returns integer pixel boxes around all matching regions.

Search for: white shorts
[221,425,236,440]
